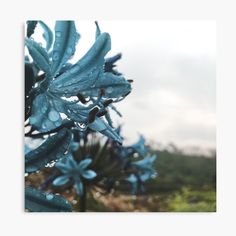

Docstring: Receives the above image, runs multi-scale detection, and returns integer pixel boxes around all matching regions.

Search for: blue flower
[131,135,148,156]
[53,153,96,196]
[131,155,157,175]
[70,141,79,152]
[126,172,153,195]
[25,21,131,144]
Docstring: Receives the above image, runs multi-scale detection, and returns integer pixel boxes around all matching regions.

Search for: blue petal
[95,21,101,39]
[55,161,71,174]
[132,155,157,170]
[74,180,83,196]
[39,21,54,51]
[140,172,152,182]
[29,92,63,132]
[80,72,132,99]
[131,135,148,156]
[81,170,97,179]
[66,154,78,169]
[49,32,111,96]
[126,174,137,183]
[51,21,80,76]
[25,38,51,75]
[88,117,122,144]
[70,141,79,152]
[53,175,69,186]
[88,117,107,131]
[78,158,92,170]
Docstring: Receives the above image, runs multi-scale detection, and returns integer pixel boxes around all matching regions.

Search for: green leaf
[25,129,72,173]
[25,187,72,212]
[25,38,51,75]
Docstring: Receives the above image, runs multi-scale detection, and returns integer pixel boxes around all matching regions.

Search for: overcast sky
[34,21,216,150]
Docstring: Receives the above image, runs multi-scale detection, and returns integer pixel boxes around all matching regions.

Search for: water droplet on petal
[29,117,37,125]
[41,106,47,114]
[48,110,60,122]
[55,120,62,127]
[55,31,62,37]
[53,52,59,61]
[42,123,47,129]
[46,193,54,200]
[67,47,73,54]
[106,87,113,94]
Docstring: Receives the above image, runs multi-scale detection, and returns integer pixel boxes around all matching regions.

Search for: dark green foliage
[26,21,38,38]
[25,186,72,212]
[146,150,216,193]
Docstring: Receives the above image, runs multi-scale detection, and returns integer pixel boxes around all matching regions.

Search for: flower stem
[79,184,87,212]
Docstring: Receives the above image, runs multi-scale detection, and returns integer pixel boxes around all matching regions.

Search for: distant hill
[147,149,216,193]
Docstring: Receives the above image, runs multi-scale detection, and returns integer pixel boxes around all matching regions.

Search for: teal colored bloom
[53,153,96,196]
[131,135,148,156]
[126,172,153,195]
[132,155,157,174]
[25,21,131,144]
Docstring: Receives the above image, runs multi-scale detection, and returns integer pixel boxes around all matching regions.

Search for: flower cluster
[53,153,96,196]
[24,21,157,212]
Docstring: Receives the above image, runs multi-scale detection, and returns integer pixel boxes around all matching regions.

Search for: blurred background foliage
[26,145,216,212]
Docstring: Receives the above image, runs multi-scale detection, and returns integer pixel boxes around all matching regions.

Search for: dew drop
[67,47,73,54]
[55,120,62,127]
[55,31,62,38]
[41,106,47,114]
[42,123,47,129]
[106,87,113,94]
[29,117,37,125]
[46,193,54,200]
[53,52,59,61]
[48,110,60,122]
